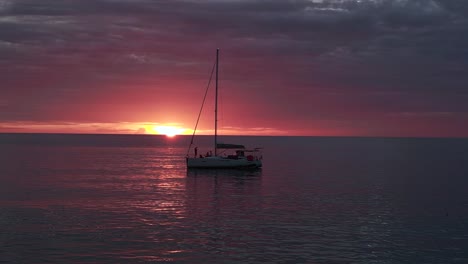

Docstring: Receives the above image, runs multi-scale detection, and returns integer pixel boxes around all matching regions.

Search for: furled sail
[216,143,245,149]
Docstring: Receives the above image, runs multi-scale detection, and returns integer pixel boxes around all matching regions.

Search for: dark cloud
[1,0,467,136]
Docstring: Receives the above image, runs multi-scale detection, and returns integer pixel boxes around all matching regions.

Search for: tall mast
[214,49,219,156]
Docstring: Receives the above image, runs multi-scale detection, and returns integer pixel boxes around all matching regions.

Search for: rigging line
[186,59,217,157]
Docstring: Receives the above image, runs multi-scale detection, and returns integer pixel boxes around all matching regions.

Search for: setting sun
[153,125,187,137]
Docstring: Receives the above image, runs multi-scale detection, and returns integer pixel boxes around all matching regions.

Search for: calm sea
[0,133,467,263]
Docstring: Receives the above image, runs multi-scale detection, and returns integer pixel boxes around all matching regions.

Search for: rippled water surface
[1,134,468,263]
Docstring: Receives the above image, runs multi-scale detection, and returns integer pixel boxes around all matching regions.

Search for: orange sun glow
[153,125,187,137]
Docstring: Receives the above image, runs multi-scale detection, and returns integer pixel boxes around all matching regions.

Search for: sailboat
[186,49,263,169]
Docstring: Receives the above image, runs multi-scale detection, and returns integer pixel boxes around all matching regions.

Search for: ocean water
[0,133,467,263]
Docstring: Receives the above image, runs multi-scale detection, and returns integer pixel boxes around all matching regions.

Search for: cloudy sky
[1,0,467,137]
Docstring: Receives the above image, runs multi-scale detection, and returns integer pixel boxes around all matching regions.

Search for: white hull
[186,156,262,169]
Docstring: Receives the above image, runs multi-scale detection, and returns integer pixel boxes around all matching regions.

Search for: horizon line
[0,132,467,140]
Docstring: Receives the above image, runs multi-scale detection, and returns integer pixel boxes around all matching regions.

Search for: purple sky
[1,0,468,136]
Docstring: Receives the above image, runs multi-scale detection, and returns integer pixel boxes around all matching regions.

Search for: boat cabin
[224,147,262,161]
